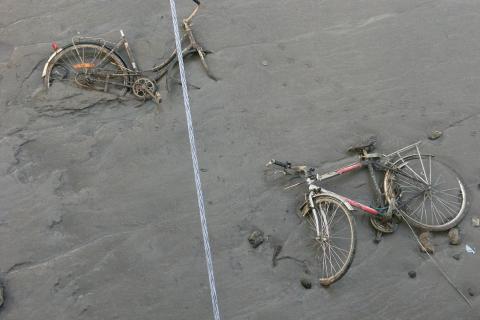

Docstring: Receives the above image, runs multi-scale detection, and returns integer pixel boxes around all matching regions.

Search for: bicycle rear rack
[384,141,422,158]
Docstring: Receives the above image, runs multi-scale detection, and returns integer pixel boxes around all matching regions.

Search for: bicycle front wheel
[304,195,356,286]
[44,42,130,96]
[384,155,468,231]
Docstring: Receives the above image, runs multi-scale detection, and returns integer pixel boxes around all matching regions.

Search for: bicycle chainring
[370,216,397,233]
[132,77,156,100]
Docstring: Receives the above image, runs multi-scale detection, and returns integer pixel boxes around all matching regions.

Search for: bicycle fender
[299,191,354,216]
[41,48,63,78]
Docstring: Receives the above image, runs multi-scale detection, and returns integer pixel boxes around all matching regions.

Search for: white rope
[167,1,221,320]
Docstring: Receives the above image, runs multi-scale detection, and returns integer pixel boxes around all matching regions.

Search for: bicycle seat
[347,136,377,153]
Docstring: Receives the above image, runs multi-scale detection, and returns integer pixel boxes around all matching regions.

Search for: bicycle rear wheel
[384,155,468,231]
[304,195,356,286]
[44,42,130,96]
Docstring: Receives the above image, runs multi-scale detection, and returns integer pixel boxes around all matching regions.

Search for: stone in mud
[248,230,264,248]
[467,287,476,297]
[448,228,461,245]
[428,130,443,140]
[408,271,416,278]
[300,278,312,289]
[419,231,434,253]
[452,253,461,260]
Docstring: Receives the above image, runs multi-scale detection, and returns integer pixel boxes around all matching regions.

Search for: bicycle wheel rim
[44,43,130,96]
[305,196,356,286]
[384,155,468,231]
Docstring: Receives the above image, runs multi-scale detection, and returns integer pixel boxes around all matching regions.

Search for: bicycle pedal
[154,92,162,104]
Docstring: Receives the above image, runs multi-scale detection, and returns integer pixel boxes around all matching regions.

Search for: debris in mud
[472,216,480,227]
[419,231,434,253]
[448,228,461,245]
[261,60,269,66]
[300,278,312,289]
[467,287,476,297]
[428,130,443,140]
[271,244,311,274]
[408,271,417,279]
[452,253,461,260]
[272,245,282,267]
[466,244,476,255]
[248,230,265,248]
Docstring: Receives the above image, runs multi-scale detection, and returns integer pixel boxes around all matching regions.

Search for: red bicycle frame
[317,161,381,216]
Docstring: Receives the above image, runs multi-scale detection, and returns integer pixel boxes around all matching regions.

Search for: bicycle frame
[303,141,426,217]
[316,162,381,216]
[268,140,467,286]
[42,0,214,102]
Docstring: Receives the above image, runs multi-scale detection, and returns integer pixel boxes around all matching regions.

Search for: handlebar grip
[272,159,291,169]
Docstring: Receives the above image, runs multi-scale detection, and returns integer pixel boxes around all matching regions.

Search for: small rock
[248,230,264,249]
[452,253,461,260]
[419,231,434,253]
[448,228,461,245]
[200,168,208,172]
[472,217,480,227]
[261,60,269,66]
[300,278,312,289]
[428,130,443,140]
[408,270,417,278]
[468,287,476,297]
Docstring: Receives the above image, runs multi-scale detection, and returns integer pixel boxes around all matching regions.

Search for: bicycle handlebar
[267,160,318,179]
[268,159,291,169]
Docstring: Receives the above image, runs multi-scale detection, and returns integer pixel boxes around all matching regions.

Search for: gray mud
[1,0,480,319]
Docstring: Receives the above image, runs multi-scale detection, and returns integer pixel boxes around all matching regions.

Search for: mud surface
[1,0,480,319]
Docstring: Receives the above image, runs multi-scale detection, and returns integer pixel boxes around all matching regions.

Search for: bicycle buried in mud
[266,138,468,286]
[41,0,215,104]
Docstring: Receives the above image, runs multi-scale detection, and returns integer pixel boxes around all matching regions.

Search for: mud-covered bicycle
[266,138,468,286]
[41,0,215,104]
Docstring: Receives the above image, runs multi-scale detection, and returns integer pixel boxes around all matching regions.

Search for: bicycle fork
[308,191,330,241]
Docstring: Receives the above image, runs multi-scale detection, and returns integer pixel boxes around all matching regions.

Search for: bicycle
[266,138,468,286]
[41,0,215,104]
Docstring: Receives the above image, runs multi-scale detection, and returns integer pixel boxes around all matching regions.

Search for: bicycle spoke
[415,145,429,184]
[432,198,450,222]
[388,154,466,230]
[305,196,355,284]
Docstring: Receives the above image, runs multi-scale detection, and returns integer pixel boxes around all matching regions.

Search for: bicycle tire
[384,155,468,231]
[304,195,356,286]
[44,41,131,96]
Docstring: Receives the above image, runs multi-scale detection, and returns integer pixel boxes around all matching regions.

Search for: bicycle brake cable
[284,180,306,190]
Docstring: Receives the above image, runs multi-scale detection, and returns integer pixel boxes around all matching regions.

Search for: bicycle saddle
[347,135,377,153]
